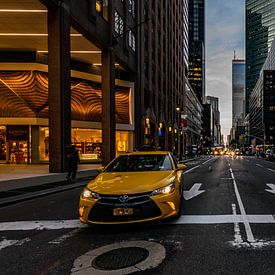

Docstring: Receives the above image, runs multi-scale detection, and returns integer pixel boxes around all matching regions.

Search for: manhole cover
[92,247,149,270]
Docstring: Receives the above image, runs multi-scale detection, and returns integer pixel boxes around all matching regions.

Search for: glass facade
[232,60,245,125]
[246,0,275,114]
[188,0,205,104]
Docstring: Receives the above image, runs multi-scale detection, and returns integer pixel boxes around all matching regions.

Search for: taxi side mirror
[177,163,186,170]
[97,166,105,173]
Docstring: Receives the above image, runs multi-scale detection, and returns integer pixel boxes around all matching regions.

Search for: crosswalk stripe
[0,215,275,231]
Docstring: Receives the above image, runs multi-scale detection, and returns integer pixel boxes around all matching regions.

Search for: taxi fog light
[167,202,176,211]
[151,183,175,196]
[79,206,84,217]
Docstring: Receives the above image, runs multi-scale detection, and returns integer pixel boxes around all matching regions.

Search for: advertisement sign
[181,114,187,131]
[6,125,29,141]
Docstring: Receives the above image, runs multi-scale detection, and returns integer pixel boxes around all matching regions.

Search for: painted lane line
[1,215,275,231]
[229,168,255,243]
[184,165,200,174]
[0,237,30,251]
[202,158,215,165]
[232,204,243,244]
[265,183,275,194]
[48,228,83,244]
[267,168,275,173]
[256,164,263,168]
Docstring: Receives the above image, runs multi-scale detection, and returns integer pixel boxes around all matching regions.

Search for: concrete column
[101,49,116,165]
[48,4,71,172]
[31,126,40,164]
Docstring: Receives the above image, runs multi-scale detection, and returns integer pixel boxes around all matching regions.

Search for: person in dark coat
[66,145,80,180]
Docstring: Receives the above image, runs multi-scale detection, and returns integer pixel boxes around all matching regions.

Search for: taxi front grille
[88,198,161,222]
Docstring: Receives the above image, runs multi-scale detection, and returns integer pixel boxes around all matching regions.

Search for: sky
[206,0,245,137]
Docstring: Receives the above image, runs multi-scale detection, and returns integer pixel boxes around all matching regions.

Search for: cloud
[206,0,245,136]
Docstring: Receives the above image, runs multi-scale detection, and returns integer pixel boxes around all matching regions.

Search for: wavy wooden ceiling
[0,71,130,124]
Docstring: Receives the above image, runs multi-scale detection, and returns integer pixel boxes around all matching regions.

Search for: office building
[249,38,275,146]
[188,0,205,104]
[0,0,137,170]
[232,56,245,144]
[246,0,275,114]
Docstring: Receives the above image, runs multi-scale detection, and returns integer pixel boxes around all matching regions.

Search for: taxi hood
[86,171,176,195]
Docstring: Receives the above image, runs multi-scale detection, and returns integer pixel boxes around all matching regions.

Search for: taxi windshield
[104,154,173,172]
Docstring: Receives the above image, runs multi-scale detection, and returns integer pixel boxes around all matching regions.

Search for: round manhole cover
[92,247,149,270]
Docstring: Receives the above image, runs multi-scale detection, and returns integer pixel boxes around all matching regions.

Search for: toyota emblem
[119,195,129,202]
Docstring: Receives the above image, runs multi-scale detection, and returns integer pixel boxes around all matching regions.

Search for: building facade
[246,0,275,115]
[0,0,137,170]
[137,0,188,158]
[249,38,275,146]
[188,0,205,104]
[232,57,245,145]
[206,96,221,146]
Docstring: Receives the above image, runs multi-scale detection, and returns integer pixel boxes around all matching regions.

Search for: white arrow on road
[265,183,275,194]
[183,183,205,200]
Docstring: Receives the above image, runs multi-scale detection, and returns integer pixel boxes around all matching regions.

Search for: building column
[48,4,71,173]
[102,48,116,165]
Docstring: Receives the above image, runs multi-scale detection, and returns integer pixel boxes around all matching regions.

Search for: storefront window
[116,131,130,155]
[39,127,49,161]
[72,128,102,161]
[0,126,6,162]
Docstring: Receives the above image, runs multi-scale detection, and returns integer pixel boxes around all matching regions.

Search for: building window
[114,10,124,34]
[128,0,135,17]
[96,0,108,21]
[128,30,136,51]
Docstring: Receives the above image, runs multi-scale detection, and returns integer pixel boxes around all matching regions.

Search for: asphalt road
[0,156,275,275]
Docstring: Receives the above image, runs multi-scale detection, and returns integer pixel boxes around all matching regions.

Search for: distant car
[265,149,275,161]
[79,151,186,225]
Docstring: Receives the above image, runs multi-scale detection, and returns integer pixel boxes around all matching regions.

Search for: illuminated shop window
[0,126,6,162]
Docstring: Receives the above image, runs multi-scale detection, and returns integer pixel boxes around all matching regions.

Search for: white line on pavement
[256,164,263,168]
[202,158,215,165]
[229,168,255,243]
[232,204,243,244]
[1,215,275,231]
[267,168,275,173]
[184,165,200,174]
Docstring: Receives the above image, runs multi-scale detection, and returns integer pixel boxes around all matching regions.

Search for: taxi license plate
[113,207,134,216]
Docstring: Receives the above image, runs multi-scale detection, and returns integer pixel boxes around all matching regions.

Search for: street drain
[92,247,149,270]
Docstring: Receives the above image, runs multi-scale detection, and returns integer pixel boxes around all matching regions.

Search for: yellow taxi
[79,151,186,224]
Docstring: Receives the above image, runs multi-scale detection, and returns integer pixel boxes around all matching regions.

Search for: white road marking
[265,183,275,194]
[0,237,30,251]
[202,158,215,165]
[184,165,200,174]
[0,216,275,232]
[71,241,166,274]
[231,204,243,244]
[48,228,82,244]
[267,168,275,173]
[183,183,205,200]
[256,164,263,168]
[229,168,255,243]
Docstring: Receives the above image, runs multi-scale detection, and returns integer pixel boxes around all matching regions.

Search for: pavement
[0,163,101,192]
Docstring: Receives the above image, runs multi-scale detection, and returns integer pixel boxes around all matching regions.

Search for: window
[114,10,124,34]
[128,30,136,51]
[128,0,135,17]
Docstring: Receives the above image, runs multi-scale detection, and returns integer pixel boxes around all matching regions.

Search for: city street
[0,156,275,274]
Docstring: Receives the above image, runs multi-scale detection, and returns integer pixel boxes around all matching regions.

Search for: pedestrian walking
[66,145,80,180]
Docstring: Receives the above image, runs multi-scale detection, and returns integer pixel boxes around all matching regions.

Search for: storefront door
[6,126,29,164]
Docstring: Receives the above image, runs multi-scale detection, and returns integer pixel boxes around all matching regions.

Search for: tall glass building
[232,58,245,125]
[246,0,275,115]
[188,0,205,104]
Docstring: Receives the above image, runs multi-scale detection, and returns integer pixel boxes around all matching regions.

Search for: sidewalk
[0,164,100,192]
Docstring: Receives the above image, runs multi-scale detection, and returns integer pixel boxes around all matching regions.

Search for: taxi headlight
[151,183,175,196]
[82,188,101,199]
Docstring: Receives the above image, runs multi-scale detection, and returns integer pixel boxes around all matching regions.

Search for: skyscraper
[232,55,245,145]
[188,0,205,104]
[245,0,275,115]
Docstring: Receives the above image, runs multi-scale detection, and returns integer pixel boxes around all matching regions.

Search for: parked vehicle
[265,148,275,161]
